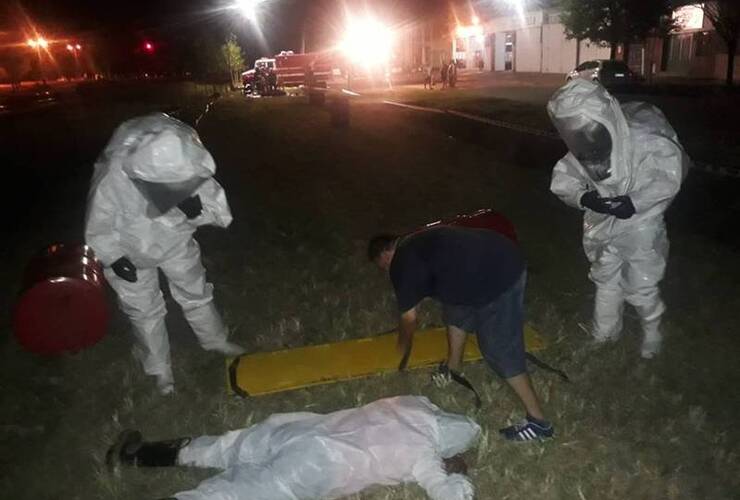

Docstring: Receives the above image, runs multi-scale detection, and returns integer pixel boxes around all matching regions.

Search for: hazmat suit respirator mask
[132,177,207,218]
[557,117,613,181]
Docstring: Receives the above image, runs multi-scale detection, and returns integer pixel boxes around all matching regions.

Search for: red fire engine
[241,50,335,95]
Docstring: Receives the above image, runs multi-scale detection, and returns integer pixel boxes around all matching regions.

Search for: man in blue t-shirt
[369,226,553,441]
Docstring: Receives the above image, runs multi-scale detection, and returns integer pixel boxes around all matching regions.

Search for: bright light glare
[235,0,265,21]
[27,37,48,49]
[66,44,74,51]
[75,44,81,50]
[340,16,393,67]
[456,25,484,38]
[503,0,526,24]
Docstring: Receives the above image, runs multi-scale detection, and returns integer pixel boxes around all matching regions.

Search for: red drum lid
[13,276,109,355]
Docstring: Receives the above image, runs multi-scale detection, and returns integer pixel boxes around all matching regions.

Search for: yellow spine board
[228,325,546,397]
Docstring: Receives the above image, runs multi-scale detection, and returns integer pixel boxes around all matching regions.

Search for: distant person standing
[424,64,434,90]
[440,60,449,89]
[448,61,458,88]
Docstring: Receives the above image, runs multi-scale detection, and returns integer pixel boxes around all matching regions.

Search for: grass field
[380,82,740,172]
[1,87,739,500]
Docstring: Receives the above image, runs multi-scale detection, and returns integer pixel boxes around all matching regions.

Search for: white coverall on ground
[548,80,689,357]
[85,113,241,393]
[174,395,480,500]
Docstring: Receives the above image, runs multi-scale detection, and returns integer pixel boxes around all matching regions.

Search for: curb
[446,109,559,140]
[383,100,740,179]
[381,100,445,114]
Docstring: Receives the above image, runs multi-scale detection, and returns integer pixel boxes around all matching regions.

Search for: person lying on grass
[369,225,553,441]
[106,395,479,500]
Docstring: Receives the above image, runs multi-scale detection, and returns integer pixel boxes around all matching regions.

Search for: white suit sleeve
[627,137,688,215]
[412,453,474,500]
[85,183,122,267]
[550,155,591,210]
[192,178,232,229]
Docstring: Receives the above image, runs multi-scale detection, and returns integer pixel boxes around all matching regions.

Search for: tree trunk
[576,38,582,66]
[726,38,737,86]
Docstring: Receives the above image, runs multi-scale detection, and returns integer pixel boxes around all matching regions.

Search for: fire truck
[241,51,336,95]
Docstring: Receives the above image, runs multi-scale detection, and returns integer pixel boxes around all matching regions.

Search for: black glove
[111,257,137,283]
[605,195,636,219]
[178,195,202,219]
[580,191,612,214]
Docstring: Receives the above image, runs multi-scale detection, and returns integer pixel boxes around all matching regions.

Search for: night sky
[4,0,454,60]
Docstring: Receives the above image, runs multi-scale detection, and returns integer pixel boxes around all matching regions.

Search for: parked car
[566,59,642,88]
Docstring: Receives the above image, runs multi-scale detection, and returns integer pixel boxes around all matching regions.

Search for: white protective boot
[186,303,245,357]
[633,294,665,359]
[156,371,175,395]
[592,286,624,343]
[640,317,662,359]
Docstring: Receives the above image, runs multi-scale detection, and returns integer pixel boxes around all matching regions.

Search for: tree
[560,0,673,61]
[221,33,246,89]
[702,0,740,86]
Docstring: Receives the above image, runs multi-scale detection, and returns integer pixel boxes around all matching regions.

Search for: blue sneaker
[499,415,554,441]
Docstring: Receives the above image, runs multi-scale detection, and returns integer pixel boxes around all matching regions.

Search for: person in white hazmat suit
[548,80,689,358]
[85,112,244,395]
[106,395,480,500]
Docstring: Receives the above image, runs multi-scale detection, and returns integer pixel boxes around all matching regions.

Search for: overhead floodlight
[235,0,266,22]
[340,15,394,67]
[456,25,484,38]
[502,0,526,24]
[27,37,49,49]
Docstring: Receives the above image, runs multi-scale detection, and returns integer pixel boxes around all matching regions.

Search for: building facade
[662,3,739,81]
[388,1,736,81]
[452,9,610,75]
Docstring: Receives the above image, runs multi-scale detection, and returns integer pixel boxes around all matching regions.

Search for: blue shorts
[442,271,527,379]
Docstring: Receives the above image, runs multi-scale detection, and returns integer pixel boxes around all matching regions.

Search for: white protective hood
[548,79,633,197]
[85,113,232,268]
[548,80,689,246]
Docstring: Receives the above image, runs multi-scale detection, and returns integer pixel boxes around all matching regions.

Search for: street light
[234,0,268,22]
[27,37,49,49]
[339,15,394,68]
[27,37,49,82]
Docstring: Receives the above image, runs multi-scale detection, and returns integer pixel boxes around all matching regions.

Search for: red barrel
[13,244,109,355]
[422,208,518,243]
